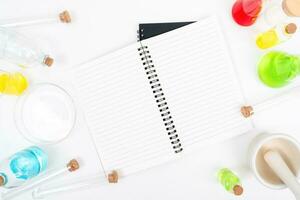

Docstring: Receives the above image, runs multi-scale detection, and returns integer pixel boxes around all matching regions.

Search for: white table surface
[0,0,300,199]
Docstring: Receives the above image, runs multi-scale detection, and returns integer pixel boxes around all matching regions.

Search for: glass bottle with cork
[256,23,297,49]
[217,168,243,196]
[0,27,54,68]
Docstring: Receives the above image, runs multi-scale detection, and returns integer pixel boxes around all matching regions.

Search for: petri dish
[14,83,76,145]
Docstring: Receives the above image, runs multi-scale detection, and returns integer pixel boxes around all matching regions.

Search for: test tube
[1,159,79,200]
[0,10,71,28]
[32,171,119,199]
[241,86,300,118]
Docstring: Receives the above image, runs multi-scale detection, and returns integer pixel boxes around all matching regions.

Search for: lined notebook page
[141,16,253,153]
[72,43,175,176]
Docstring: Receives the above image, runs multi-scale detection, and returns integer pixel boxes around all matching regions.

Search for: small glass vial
[0,146,48,188]
[0,27,54,68]
[256,23,297,49]
[217,168,243,196]
[0,70,28,96]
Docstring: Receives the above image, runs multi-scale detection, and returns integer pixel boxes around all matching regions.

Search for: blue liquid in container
[0,146,48,188]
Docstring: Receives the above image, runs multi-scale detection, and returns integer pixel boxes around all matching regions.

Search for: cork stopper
[108,170,118,183]
[67,159,80,172]
[241,106,254,118]
[285,23,297,34]
[282,0,300,17]
[43,56,54,67]
[59,10,72,23]
[233,185,243,196]
[0,176,5,186]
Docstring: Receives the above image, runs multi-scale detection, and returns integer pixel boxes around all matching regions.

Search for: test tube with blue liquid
[0,146,48,189]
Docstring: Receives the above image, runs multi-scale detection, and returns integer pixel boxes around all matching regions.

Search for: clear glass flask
[0,27,53,68]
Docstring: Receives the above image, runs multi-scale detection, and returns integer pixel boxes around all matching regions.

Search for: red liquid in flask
[232,0,262,26]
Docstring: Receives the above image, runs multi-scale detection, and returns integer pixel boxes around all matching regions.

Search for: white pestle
[264,151,300,200]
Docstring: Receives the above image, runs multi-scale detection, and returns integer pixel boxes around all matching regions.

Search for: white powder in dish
[16,84,75,144]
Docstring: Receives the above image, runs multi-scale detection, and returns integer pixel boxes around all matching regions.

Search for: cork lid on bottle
[108,170,119,183]
[59,10,72,23]
[67,159,80,172]
[43,56,54,67]
[0,176,5,186]
[283,0,300,17]
[285,23,297,34]
[241,106,254,118]
[233,185,243,196]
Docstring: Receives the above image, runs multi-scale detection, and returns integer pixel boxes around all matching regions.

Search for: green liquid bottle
[217,168,243,196]
[258,51,300,88]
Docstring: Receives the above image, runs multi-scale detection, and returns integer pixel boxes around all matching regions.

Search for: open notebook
[71,16,253,177]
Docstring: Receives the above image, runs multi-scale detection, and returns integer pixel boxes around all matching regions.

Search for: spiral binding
[138,45,183,153]
[137,29,142,42]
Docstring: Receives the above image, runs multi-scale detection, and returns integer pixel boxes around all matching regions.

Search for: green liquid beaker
[258,51,300,88]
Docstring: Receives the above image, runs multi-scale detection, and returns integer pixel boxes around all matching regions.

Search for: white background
[0,0,300,199]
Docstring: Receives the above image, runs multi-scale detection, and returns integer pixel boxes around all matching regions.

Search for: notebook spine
[138,45,183,154]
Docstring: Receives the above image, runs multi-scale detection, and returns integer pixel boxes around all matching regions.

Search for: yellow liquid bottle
[0,72,28,96]
[256,23,297,49]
